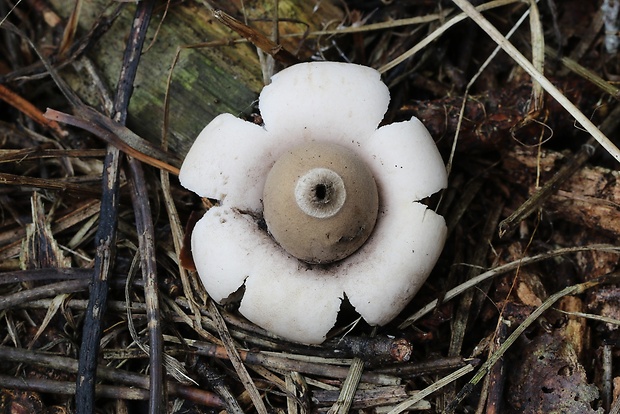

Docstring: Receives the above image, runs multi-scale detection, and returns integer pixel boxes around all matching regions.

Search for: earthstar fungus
[179,61,448,344]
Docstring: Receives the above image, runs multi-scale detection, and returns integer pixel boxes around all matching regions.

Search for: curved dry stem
[400,244,620,328]
[445,272,620,412]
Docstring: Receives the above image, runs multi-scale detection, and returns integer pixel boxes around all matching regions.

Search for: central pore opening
[314,183,328,201]
[292,168,345,219]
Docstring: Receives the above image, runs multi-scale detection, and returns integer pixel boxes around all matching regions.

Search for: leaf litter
[0,0,620,413]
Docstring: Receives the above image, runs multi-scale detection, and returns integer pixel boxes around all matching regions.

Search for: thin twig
[0,148,106,163]
[110,2,163,413]
[0,345,224,407]
[0,172,100,195]
[373,357,480,377]
[44,108,181,174]
[74,143,121,414]
[0,279,89,311]
[128,157,165,412]
[327,358,364,414]
[0,268,92,284]
[180,336,400,385]
[377,0,521,73]
[0,375,149,400]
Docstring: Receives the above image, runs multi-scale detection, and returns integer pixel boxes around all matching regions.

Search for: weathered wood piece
[50,1,343,157]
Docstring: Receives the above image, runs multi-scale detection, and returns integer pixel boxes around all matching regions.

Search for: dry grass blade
[208,300,268,414]
[445,273,620,412]
[58,0,82,56]
[526,0,545,112]
[388,364,475,414]
[299,10,451,36]
[26,293,69,349]
[378,0,521,73]
[554,309,620,326]
[0,84,65,135]
[546,46,620,98]
[0,173,101,195]
[400,244,620,327]
[285,374,299,414]
[327,357,364,414]
[450,0,620,163]
[213,9,299,66]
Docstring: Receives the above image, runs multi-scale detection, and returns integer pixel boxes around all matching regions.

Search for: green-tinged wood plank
[51,1,343,157]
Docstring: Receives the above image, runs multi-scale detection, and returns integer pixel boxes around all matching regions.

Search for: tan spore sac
[262,141,379,264]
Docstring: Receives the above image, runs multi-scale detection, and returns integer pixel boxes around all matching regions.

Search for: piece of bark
[502,146,620,237]
[557,296,587,359]
[507,331,603,413]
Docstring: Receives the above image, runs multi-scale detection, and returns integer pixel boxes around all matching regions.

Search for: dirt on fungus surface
[0,1,619,413]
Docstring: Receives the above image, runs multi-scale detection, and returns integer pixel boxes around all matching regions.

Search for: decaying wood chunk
[507,331,602,413]
[502,146,620,237]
